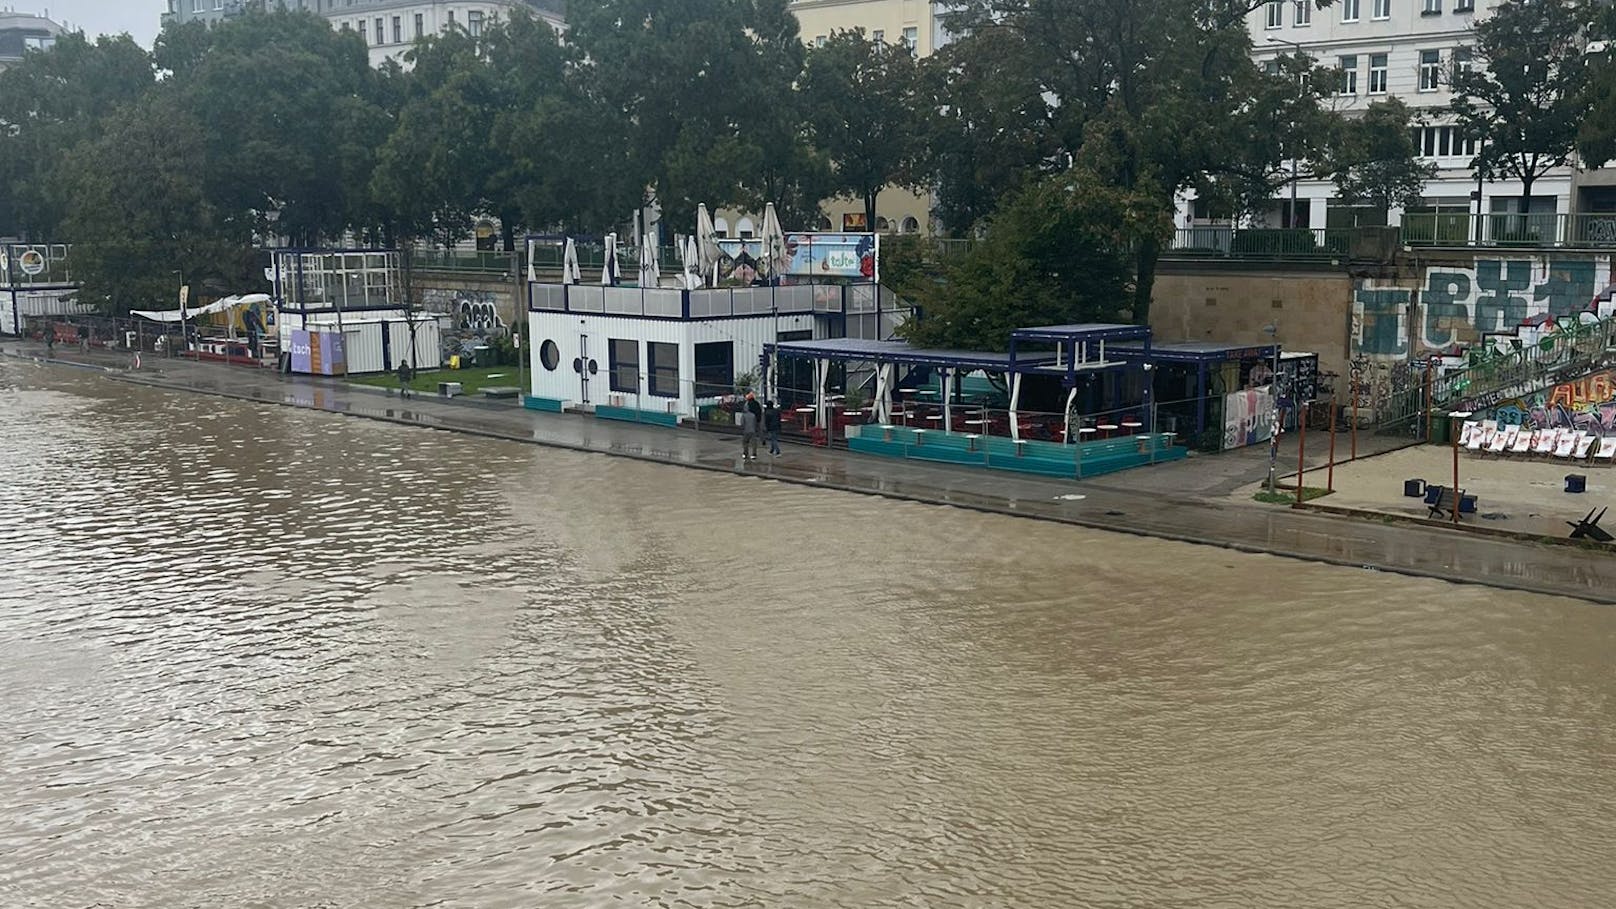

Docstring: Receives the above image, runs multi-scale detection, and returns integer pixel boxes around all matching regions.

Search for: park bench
[1424,484,1475,520]
[480,385,521,399]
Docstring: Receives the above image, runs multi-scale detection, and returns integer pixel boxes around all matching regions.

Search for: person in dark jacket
[741,391,764,460]
[763,400,782,455]
[396,359,414,399]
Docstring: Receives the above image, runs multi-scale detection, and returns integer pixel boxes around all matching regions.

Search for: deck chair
[1487,426,1512,456]
[1458,420,1480,447]
[1533,427,1558,456]
[1576,432,1597,460]
[1555,430,1578,458]
[1510,428,1534,455]
[1467,422,1490,452]
[1594,436,1616,464]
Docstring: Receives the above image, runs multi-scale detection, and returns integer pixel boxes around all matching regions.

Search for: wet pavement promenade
[8,344,1614,604]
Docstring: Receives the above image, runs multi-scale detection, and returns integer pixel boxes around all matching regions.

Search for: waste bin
[1430,410,1451,444]
[472,345,493,368]
[1566,473,1587,494]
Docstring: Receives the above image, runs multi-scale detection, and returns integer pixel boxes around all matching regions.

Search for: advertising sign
[841,213,869,231]
[18,249,45,276]
[783,233,878,282]
[289,329,347,376]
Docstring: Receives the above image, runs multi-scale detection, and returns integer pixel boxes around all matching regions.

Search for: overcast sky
[33,1,161,48]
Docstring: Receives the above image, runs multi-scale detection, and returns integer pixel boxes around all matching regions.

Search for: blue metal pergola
[1112,340,1279,438]
[767,326,1148,441]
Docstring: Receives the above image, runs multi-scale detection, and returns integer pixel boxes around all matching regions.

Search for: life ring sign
[18,249,46,276]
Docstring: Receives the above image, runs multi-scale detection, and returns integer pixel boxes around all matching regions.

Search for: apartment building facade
[1182,0,1602,244]
[0,10,63,73]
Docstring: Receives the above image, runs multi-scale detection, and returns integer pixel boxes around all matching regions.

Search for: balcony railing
[1165,227,1353,260]
[1402,212,1616,248]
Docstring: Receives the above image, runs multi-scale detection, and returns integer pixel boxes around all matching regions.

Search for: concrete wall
[1150,265,1355,392]
[416,272,521,331]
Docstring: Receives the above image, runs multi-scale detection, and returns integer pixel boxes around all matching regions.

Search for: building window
[1339,55,1358,95]
[814,35,826,47]
[414,13,424,39]
[1456,0,1473,9]
[1417,126,1478,158]
[1369,53,1388,93]
[1454,46,1472,78]
[1373,0,1390,19]
[648,342,679,397]
[375,19,384,44]
[902,215,920,234]
[1342,0,1360,21]
[872,29,884,43]
[540,340,560,371]
[902,26,918,55]
[1419,49,1441,91]
[609,339,639,394]
[1266,1,1283,29]
[1293,0,1311,26]
[392,16,401,43]
[1265,59,1281,76]
[447,10,455,29]
[1423,0,1441,13]
[693,342,734,397]
[358,19,367,43]
[468,10,484,37]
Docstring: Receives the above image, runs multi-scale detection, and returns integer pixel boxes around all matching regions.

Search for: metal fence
[1399,212,1616,248]
[1166,227,1353,259]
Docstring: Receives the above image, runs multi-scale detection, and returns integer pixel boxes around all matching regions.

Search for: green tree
[894,171,1169,351]
[58,90,254,313]
[800,30,924,231]
[935,0,1334,323]
[566,0,792,232]
[1449,0,1592,221]
[156,9,387,246]
[0,32,154,239]
[1580,5,1616,166]
[1323,98,1437,216]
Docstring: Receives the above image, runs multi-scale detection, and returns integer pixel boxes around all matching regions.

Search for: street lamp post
[1263,322,1281,495]
[1266,36,1309,230]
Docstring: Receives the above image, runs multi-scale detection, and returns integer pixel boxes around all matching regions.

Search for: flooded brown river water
[2,361,1614,908]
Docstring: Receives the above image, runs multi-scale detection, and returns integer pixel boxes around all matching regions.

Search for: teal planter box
[524,396,565,413]
[596,404,679,427]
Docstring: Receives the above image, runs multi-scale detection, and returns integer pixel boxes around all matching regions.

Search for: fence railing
[409,249,518,275]
[1369,314,1616,431]
[1166,227,1354,260]
[1401,212,1616,248]
[530,282,890,319]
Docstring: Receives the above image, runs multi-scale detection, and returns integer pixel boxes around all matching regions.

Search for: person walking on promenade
[764,399,782,456]
[396,359,414,399]
[741,391,763,461]
[44,324,54,357]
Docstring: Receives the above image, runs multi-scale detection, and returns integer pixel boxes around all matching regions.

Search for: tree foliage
[1449,0,1593,213]
[1323,98,1438,214]
[800,31,925,229]
[893,171,1170,350]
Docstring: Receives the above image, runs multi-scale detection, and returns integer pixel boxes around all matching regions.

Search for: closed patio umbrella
[759,202,787,283]
[696,203,720,286]
[562,237,581,285]
[601,232,621,286]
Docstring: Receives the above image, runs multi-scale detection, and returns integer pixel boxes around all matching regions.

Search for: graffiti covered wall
[1487,369,1616,432]
[1349,255,1616,411]
[1353,256,1615,359]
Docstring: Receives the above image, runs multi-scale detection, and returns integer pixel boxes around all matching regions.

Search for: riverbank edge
[5,347,1606,604]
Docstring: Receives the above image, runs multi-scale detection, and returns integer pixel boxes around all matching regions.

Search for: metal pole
[1351,391,1359,459]
[1452,419,1461,526]
[1266,343,1281,494]
[1296,411,1307,506]
[1424,362,1434,441]
[1327,394,1337,492]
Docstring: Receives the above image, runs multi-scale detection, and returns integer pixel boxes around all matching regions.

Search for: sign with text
[289,329,347,376]
[783,232,878,282]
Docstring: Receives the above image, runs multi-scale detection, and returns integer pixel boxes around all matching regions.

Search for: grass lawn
[350,366,524,396]
[1253,486,1333,505]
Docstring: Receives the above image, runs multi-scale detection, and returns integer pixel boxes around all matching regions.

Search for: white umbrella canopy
[562,237,582,285]
[601,232,621,285]
[681,236,703,290]
[695,203,720,284]
[639,232,660,287]
[759,202,787,282]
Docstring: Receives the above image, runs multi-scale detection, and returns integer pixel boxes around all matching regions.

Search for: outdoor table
[1097,423,1120,439]
[1077,427,1099,443]
[1121,420,1143,434]
[795,406,815,430]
